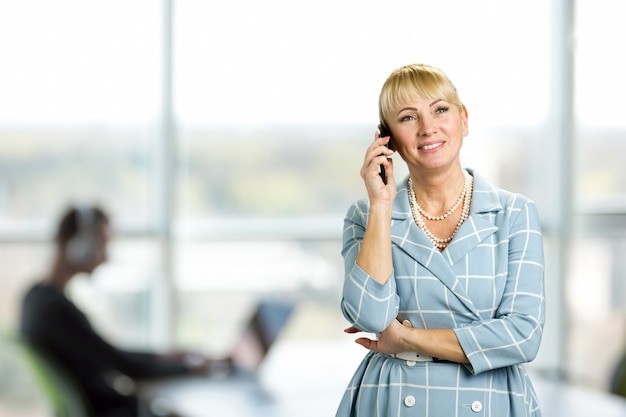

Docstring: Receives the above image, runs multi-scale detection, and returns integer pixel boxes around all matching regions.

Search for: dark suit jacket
[20,283,190,416]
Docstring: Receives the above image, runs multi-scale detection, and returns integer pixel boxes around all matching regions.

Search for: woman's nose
[418,116,435,136]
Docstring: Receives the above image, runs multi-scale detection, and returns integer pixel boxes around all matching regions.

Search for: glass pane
[0,1,161,225]
[172,0,552,358]
[0,1,163,350]
[177,126,368,218]
[575,0,626,208]
[569,0,626,392]
[0,243,50,332]
[174,239,345,353]
[174,0,551,219]
[0,1,161,125]
[0,128,160,228]
[566,236,626,389]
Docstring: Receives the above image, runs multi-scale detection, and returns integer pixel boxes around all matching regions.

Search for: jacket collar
[390,169,502,314]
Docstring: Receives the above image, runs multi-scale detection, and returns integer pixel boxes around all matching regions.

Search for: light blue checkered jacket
[337,169,545,417]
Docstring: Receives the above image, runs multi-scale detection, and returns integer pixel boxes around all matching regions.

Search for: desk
[140,343,347,417]
[142,340,626,417]
[533,375,626,417]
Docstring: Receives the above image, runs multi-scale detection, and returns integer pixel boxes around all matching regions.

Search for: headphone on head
[65,205,99,267]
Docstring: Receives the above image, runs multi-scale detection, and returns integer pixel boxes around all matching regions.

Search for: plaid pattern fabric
[337,169,545,417]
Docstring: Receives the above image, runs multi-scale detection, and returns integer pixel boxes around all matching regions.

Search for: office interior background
[1,0,625,413]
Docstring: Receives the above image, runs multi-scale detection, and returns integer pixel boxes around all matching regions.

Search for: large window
[170,0,553,358]
[0,1,163,348]
[1,1,625,404]
[567,0,626,390]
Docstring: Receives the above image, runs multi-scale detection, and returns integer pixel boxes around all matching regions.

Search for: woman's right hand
[354,131,396,284]
[344,319,413,356]
[360,132,396,204]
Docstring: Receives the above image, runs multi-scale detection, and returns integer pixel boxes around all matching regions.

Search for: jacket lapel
[444,171,502,264]
[390,170,502,315]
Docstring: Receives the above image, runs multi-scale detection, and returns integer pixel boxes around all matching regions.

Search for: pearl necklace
[407,171,473,250]
[413,170,472,221]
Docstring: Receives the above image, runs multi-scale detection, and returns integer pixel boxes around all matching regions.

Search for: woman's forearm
[355,203,393,284]
[405,328,469,364]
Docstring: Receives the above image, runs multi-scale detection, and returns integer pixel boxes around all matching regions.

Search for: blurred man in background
[20,205,213,417]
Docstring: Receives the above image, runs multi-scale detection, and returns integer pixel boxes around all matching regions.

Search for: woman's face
[387,96,468,174]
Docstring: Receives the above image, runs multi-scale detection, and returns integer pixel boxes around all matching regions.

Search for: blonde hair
[378,64,463,126]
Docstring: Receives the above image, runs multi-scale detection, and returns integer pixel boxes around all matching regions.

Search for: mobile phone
[379,121,391,184]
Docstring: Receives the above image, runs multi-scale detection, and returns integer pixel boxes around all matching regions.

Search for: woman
[337,64,545,416]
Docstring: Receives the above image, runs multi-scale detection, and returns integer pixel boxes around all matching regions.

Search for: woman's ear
[461,105,469,137]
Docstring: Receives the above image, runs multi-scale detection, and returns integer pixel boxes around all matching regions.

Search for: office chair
[16,337,91,417]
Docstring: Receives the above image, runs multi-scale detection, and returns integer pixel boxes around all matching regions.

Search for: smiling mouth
[419,142,444,151]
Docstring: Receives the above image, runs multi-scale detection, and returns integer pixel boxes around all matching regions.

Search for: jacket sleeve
[340,201,399,333]
[454,198,546,375]
[36,298,189,379]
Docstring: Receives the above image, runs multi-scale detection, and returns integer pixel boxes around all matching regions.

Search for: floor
[141,339,626,417]
[3,336,626,416]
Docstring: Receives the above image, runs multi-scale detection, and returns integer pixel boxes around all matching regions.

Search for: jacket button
[404,395,416,407]
[471,400,483,412]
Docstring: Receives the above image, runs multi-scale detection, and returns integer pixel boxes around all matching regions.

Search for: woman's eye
[400,115,415,122]
[436,106,449,114]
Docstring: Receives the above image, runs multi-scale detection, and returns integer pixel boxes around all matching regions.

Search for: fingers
[346,327,377,352]
[355,337,376,350]
[361,136,394,184]
[369,135,394,160]
[382,156,394,183]
[349,320,416,354]
[345,327,377,351]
